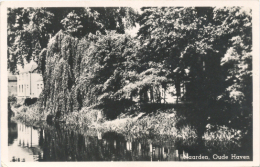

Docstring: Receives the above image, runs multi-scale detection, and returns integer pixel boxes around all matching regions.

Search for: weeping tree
[7,7,139,118]
[42,30,79,115]
[41,30,139,118]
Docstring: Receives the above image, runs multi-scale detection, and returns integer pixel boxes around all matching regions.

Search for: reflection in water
[39,127,187,161]
[8,121,192,162]
[8,122,17,145]
[8,121,43,162]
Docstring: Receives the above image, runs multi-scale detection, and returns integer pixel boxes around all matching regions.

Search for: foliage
[61,11,83,36]
[62,106,105,126]
[13,103,46,126]
[203,124,243,154]
[8,95,17,104]
[205,8,253,134]
[204,124,242,142]
[8,8,54,74]
[97,109,196,141]
[138,7,251,126]
[8,7,138,74]
[8,7,252,149]
[41,30,139,118]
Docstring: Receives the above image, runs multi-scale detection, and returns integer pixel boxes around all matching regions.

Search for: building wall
[8,81,17,96]
[17,73,30,97]
[31,73,43,98]
[17,72,43,98]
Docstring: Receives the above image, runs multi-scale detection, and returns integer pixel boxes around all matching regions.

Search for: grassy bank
[59,104,243,154]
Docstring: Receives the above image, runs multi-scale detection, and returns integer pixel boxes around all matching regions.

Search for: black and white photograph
[1,1,259,166]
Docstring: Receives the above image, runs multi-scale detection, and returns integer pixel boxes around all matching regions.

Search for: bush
[14,103,22,108]
[203,124,242,153]
[8,95,17,104]
[62,107,105,126]
[13,104,46,126]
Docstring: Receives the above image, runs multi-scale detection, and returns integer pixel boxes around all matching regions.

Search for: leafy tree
[8,7,252,148]
[89,7,138,34]
[39,7,138,118]
[61,11,83,36]
[41,30,138,118]
[8,7,138,75]
[214,7,252,129]
[136,7,252,142]
[8,8,54,74]
[77,31,139,118]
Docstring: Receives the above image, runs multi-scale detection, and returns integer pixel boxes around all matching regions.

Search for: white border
[1,1,259,167]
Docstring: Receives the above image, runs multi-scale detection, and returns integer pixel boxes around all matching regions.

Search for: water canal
[8,119,249,162]
[8,120,194,162]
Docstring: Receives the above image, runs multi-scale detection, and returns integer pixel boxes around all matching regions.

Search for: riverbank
[11,102,46,127]
[8,93,247,157]
[12,102,191,137]
[10,101,246,156]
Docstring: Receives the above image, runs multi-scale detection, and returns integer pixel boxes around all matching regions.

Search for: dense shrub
[8,95,17,104]
[61,106,105,126]
[203,124,243,153]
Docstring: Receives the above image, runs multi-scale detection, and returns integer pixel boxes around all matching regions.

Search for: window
[37,84,39,89]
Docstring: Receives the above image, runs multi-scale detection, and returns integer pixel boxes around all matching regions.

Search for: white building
[17,61,43,98]
[8,74,17,96]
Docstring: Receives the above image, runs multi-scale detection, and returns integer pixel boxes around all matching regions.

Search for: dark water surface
[8,121,193,162]
[8,120,251,162]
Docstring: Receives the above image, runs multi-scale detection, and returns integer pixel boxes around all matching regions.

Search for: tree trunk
[150,86,154,103]
[164,88,166,104]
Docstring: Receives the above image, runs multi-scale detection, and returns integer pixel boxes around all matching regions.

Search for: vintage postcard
[1,1,259,167]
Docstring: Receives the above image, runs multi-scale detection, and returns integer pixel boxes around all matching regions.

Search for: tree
[214,7,252,128]
[61,11,83,36]
[38,7,139,118]
[8,8,54,74]
[78,31,139,118]
[8,7,138,75]
[136,7,252,142]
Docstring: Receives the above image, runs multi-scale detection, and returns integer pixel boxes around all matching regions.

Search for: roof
[8,75,17,81]
[19,61,38,73]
